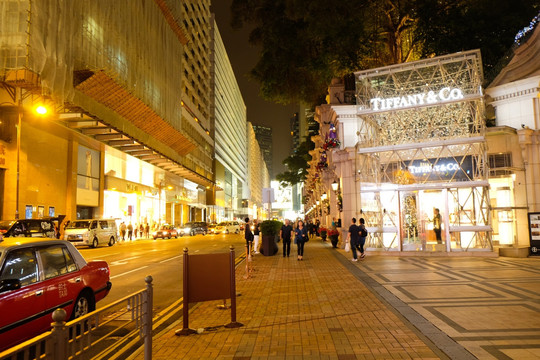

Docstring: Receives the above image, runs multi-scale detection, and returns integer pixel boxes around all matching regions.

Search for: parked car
[0,218,57,238]
[214,221,241,234]
[152,225,178,239]
[63,219,118,248]
[180,222,208,236]
[207,223,217,234]
[0,238,112,351]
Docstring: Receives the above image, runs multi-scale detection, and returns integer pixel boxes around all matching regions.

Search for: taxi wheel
[108,237,115,246]
[71,291,95,320]
[92,238,99,248]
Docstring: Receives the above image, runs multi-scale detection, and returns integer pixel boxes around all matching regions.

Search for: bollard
[51,308,68,360]
[143,276,153,360]
[225,246,243,328]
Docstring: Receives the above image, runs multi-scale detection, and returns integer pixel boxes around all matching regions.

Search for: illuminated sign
[370,87,464,111]
[406,156,473,182]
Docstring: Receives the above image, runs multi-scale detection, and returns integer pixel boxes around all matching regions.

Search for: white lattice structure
[331,50,492,253]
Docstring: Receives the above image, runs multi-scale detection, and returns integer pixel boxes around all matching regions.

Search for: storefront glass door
[400,192,421,250]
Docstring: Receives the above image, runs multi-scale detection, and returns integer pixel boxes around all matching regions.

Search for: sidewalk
[137,240,540,359]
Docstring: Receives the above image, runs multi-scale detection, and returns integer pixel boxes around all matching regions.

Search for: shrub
[260,220,283,236]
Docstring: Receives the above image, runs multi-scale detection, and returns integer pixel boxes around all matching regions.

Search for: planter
[329,234,339,248]
[260,235,278,256]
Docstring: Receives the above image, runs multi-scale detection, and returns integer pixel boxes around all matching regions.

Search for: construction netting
[0,0,187,131]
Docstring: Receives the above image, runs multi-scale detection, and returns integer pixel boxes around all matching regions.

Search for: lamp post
[15,106,21,219]
[2,95,49,219]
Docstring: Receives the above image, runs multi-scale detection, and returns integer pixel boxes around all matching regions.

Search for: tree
[230,0,538,104]
[275,140,314,186]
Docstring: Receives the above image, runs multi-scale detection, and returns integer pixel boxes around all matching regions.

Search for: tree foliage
[230,0,538,105]
[275,140,314,186]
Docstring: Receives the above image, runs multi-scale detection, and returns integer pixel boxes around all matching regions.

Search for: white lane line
[110,266,148,279]
[159,255,182,263]
[110,256,141,266]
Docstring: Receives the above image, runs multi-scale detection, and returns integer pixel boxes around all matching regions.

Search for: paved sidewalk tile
[140,241,441,359]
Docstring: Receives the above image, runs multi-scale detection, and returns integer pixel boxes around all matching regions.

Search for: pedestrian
[433,208,442,244]
[244,217,254,257]
[120,222,127,241]
[145,223,150,238]
[315,219,320,236]
[134,223,138,239]
[139,223,144,238]
[294,220,308,260]
[358,218,367,259]
[280,219,294,257]
[253,220,260,254]
[127,223,133,241]
[346,217,361,262]
[307,220,315,240]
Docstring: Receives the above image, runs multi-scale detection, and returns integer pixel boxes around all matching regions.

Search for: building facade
[252,125,273,179]
[307,51,494,253]
[0,1,215,227]
[484,21,540,256]
[210,17,248,223]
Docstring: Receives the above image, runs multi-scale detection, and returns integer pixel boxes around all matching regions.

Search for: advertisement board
[528,212,540,256]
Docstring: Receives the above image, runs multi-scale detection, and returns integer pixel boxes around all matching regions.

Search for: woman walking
[295,220,308,260]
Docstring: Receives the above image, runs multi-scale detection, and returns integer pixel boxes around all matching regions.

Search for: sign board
[407,156,473,182]
[528,212,540,256]
[186,252,231,302]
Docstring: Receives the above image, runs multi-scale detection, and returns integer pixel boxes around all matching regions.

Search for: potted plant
[328,228,339,248]
[259,220,282,256]
[319,227,328,241]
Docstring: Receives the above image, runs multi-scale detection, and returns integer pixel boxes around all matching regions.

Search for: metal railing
[0,276,153,360]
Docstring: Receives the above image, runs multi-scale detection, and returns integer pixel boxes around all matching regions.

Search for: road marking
[159,255,182,263]
[110,256,141,266]
[110,266,148,279]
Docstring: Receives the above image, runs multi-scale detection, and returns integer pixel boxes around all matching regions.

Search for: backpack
[360,225,368,238]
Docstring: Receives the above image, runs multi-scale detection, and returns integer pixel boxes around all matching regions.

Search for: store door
[400,191,421,251]
[418,190,446,252]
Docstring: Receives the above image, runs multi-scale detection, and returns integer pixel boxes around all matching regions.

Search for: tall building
[0,1,214,225]
[290,106,318,152]
[210,17,248,222]
[247,123,271,219]
[252,125,273,178]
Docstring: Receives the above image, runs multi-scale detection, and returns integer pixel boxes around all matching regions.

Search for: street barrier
[0,276,153,360]
[176,246,243,336]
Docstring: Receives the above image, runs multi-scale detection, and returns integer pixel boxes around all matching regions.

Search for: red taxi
[0,238,112,351]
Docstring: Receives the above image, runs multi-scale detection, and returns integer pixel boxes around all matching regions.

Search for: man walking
[280,219,293,257]
[346,218,361,262]
[244,217,254,257]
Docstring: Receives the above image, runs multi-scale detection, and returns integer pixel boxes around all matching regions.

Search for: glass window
[38,246,77,280]
[99,221,108,229]
[0,248,38,286]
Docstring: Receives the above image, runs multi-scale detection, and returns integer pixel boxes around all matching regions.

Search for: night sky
[212,1,298,178]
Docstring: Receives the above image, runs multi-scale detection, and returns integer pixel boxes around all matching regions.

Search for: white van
[64,219,118,248]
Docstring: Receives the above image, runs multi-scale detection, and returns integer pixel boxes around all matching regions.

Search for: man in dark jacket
[244,217,254,255]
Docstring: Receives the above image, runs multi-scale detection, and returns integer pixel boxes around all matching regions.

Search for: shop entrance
[399,190,446,252]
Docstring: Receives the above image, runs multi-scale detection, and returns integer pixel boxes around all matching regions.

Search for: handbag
[345,242,350,252]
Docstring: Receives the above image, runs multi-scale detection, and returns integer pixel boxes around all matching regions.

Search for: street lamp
[15,103,49,219]
[331,180,339,192]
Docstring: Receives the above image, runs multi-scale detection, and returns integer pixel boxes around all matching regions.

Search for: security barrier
[0,276,153,360]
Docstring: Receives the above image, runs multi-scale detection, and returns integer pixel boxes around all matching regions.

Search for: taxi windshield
[66,221,91,229]
[217,222,227,226]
